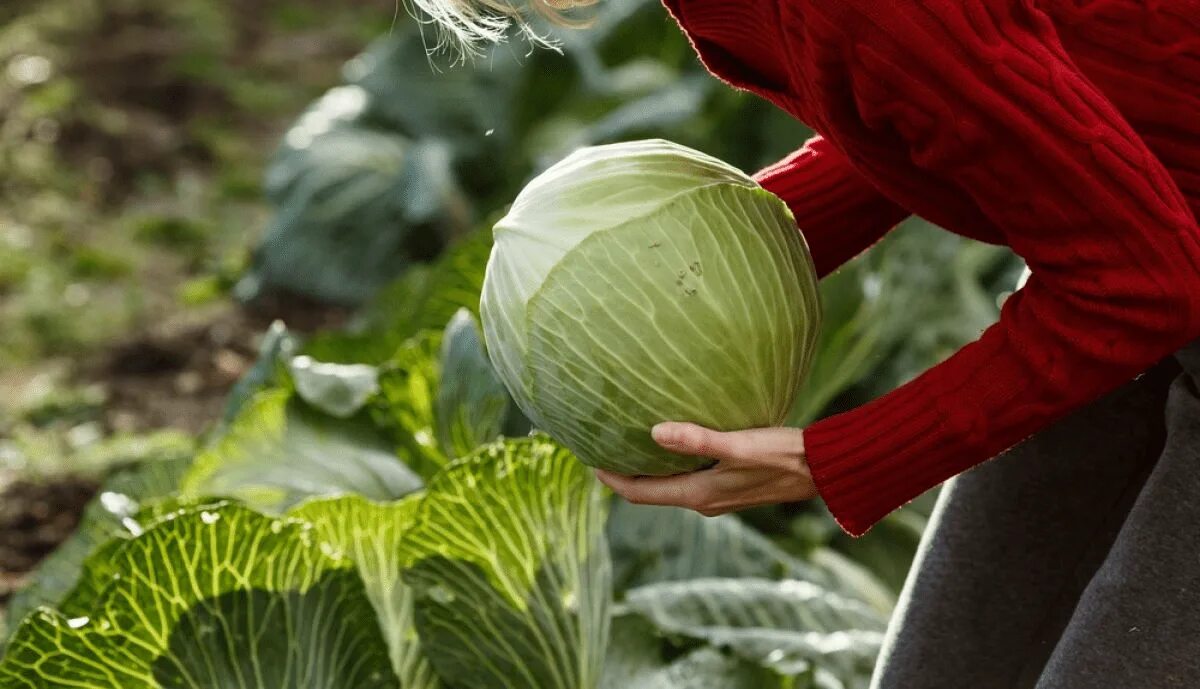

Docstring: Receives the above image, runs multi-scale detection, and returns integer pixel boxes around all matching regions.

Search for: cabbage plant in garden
[0,224,887,688]
[481,139,821,475]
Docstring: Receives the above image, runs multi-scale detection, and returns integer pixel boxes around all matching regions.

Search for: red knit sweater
[664,0,1200,535]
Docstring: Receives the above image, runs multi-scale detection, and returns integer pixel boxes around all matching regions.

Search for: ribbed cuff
[803,376,960,536]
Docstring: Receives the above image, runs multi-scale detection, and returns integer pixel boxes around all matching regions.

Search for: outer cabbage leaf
[435,309,522,459]
[367,314,527,478]
[607,501,823,591]
[49,499,224,621]
[624,578,887,689]
[601,613,781,689]
[223,320,299,424]
[288,355,380,419]
[0,503,398,689]
[399,436,611,689]
[288,495,439,689]
[605,500,893,615]
[183,388,422,512]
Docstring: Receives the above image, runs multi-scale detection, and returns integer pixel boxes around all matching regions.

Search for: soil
[86,293,350,436]
[0,478,99,607]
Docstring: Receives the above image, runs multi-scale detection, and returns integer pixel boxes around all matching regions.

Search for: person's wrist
[783,428,816,500]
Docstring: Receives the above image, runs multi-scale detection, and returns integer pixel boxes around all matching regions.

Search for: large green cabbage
[481,140,820,475]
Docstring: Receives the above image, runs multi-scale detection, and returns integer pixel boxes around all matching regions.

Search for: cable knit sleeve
[797,0,1200,535]
[754,135,911,277]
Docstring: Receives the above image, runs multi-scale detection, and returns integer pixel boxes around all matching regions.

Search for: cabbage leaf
[0,503,398,689]
[400,436,611,689]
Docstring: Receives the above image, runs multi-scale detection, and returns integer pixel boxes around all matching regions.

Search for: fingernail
[651,423,670,443]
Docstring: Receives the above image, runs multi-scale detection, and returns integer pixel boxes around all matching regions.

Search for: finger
[652,423,804,463]
[651,422,742,461]
[594,469,714,510]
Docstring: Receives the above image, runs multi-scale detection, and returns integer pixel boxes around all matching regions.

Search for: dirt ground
[0,478,98,606]
[87,294,349,435]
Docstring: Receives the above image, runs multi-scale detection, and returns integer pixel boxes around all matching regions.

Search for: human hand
[595,422,816,517]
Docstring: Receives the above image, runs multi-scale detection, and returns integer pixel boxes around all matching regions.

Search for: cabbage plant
[0,437,612,689]
[0,302,890,689]
[481,140,821,475]
[0,437,885,689]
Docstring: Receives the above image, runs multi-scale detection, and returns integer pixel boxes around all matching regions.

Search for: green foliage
[238,85,469,305]
[369,332,448,480]
[0,0,394,367]
[288,495,439,688]
[1,439,621,689]
[130,214,210,251]
[363,312,525,478]
[345,33,522,163]
[623,578,886,687]
[183,388,423,513]
[0,503,399,689]
[793,220,1019,425]
[14,384,106,428]
[601,613,779,689]
[3,299,910,688]
[400,436,611,689]
[824,491,940,595]
[68,246,132,279]
[435,309,522,458]
[303,228,494,366]
[0,424,194,484]
[606,501,894,614]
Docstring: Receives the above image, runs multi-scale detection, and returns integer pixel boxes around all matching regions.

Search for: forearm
[798,0,1200,535]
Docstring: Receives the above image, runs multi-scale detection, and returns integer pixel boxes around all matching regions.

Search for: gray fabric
[871,347,1200,688]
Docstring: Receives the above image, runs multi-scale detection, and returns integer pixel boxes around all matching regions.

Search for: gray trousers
[871,344,1200,688]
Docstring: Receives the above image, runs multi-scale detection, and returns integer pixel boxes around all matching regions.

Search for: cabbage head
[481,139,820,476]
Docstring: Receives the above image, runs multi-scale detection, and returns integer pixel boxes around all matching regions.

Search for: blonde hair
[407,0,598,57]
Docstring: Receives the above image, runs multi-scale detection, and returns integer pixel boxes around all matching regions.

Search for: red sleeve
[754,135,910,278]
[797,0,1200,535]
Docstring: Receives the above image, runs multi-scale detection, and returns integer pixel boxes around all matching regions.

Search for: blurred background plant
[0,0,1022,653]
